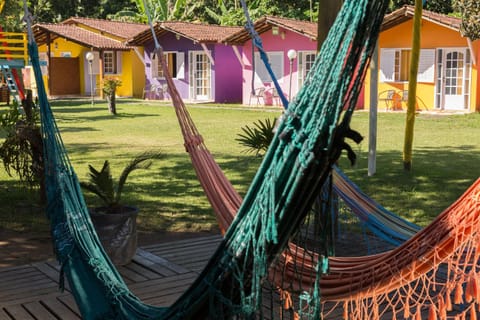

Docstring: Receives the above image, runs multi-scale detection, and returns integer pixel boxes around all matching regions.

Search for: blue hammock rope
[332,166,420,246]
[240,0,290,108]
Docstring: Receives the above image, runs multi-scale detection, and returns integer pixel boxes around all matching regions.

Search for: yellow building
[32,17,148,98]
[366,6,479,113]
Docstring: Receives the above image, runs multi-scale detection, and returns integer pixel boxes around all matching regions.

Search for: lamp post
[85,51,95,106]
[287,49,297,101]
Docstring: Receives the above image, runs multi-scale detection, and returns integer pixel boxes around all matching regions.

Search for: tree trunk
[403,0,422,171]
[107,92,117,115]
[317,0,343,52]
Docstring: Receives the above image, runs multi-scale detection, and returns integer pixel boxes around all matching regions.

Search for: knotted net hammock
[159,3,480,320]
[28,0,479,318]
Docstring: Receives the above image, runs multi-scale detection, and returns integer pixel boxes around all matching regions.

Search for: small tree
[102,77,121,115]
[0,94,45,202]
[403,0,422,171]
[454,0,480,40]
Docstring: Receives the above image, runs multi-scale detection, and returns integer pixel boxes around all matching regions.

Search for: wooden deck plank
[122,261,162,280]
[56,296,80,316]
[32,262,60,283]
[131,272,198,303]
[0,308,11,320]
[153,246,220,261]
[158,245,219,262]
[148,237,222,257]
[0,293,70,309]
[0,267,39,282]
[140,235,221,251]
[177,260,213,273]
[41,297,81,320]
[1,274,47,290]
[0,281,59,303]
[133,249,187,275]
[115,265,144,284]
[0,269,52,291]
[2,305,35,320]
[23,301,58,320]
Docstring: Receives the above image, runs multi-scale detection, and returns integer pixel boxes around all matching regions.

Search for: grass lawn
[0,99,479,236]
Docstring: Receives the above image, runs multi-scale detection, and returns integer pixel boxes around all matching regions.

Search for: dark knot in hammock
[278,114,302,143]
[331,123,363,166]
[184,135,204,151]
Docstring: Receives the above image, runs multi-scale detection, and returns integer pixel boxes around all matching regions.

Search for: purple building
[128,22,243,103]
[224,16,319,106]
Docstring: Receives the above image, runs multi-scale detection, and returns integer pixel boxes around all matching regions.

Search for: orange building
[365,5,479,113]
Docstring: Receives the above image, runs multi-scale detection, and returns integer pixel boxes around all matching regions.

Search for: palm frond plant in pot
[80,151,163,265]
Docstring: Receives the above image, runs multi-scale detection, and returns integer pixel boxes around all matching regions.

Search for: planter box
[90,206,138,265]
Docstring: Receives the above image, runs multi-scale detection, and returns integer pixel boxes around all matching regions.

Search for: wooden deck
[0,234,458,319]
[0,233,397,320]
[0,235,223,319]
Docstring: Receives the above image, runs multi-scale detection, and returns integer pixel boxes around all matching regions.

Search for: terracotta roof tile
[382,5,461,31]
[127,21,242,46]
[224,16,317,44]
[62,17,149,40]
[263,16,317,38]
[33,24,130,50]
[160,21,242,43]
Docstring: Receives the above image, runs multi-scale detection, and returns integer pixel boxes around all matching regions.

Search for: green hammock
[30,0,390,318]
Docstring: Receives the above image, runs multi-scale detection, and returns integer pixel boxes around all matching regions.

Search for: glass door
[190,51,211,101]
[442,49,467,110]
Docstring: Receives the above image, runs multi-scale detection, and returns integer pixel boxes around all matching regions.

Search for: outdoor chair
[271,88,282,106]
[249,87,266,106]
[143,83,166,100]
[378,89,395,110]
[399,90,427,111]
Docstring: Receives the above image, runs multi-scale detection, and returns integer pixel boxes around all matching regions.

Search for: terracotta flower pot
[89,206,138,265]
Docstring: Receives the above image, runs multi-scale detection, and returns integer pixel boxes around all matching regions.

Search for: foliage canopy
[1,0,464,30]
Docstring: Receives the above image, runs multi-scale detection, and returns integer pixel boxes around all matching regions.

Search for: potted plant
[102,77,122,115]
[80,151,163,265]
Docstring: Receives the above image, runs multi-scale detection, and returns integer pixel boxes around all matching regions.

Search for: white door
[442,49,466,110]
[190,52,211,101]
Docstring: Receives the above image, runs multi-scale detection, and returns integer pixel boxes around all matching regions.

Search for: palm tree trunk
[403,0,422,171]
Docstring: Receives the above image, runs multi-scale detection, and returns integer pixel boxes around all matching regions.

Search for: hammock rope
[159,3,480,320]
[238,0,419,245]
[332,166,420,245]
[25,0,478,318]
[239,0,289,108]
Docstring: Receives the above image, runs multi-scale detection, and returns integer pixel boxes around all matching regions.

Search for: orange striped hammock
[160,51,480,319]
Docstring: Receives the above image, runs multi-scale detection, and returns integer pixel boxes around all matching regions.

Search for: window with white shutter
[380,48,435,83]
[176,52,185,79]
[417,49,435,83]
[254,52,284,83]
[152,51,184,79]
[116,51,122,74]
[379,49,395,82]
